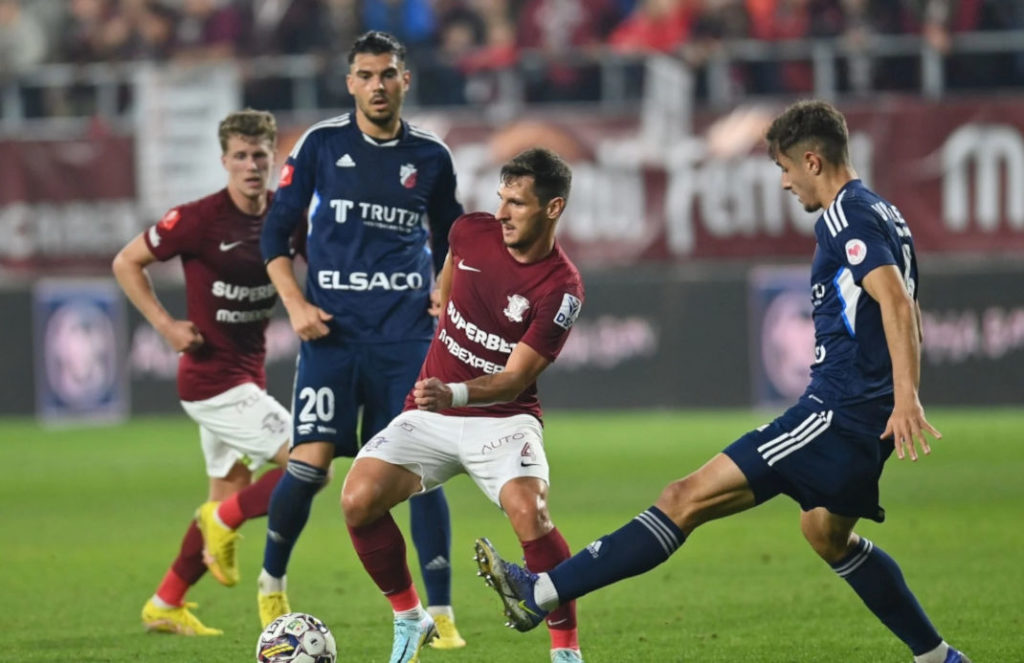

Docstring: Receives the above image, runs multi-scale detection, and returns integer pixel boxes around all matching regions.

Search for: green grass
[1,409,1021,662]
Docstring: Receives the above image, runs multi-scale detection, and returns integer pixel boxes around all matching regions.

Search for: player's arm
[429,251,454,317]
[265,255,332,341]
[111,233,203,353]
[413,342,550,412]
[862,264,941,460]
[426,152,463,317]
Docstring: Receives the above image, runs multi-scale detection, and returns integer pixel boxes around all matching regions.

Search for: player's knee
[656,477,702,531]
[340,479,379,527]
[801,523,854,563]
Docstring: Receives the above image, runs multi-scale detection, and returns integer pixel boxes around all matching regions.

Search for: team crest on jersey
[503,294,530,322]
[400,163,418,189]
[845,238,867,265]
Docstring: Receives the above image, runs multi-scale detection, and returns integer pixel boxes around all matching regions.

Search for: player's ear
[804,151,822,176]
[546,196,565,221]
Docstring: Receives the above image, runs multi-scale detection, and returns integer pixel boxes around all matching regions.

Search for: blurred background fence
[1,0,1022,420]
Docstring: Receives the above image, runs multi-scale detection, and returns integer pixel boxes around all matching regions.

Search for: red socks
[348,513,418,611]
[157,520,205,605]
[217,467,284,529]
[523,527,579,650]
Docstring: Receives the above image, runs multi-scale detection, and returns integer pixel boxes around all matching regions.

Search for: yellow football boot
[141,599,223,636]
[258,590,291,628]
[195,501,240,587]
[428,613,466,649]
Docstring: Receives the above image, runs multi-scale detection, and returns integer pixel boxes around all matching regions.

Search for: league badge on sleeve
[554,293,582,330]
[844,238,867,266]
[279,164,294,187]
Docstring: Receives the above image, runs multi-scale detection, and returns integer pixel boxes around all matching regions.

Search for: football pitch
[1,408,1021,662]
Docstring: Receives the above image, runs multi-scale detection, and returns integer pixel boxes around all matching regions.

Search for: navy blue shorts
[723,395,895,522]
[291,338,430,457]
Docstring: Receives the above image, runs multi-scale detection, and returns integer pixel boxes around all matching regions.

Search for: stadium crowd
[1,0,1022,108]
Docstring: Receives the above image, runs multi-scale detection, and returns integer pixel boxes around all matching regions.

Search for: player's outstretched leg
[409,487,466,649]
[474,537,548,631]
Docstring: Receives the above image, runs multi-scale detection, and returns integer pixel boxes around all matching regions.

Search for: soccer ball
[256,612,338,663]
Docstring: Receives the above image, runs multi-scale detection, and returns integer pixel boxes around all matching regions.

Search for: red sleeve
[519,283,584,362]
[144,205,200,261]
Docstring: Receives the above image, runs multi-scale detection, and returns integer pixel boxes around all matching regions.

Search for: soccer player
[341,148,586,663]
[474,101,973,663]
[113,109,293,636]
[258,30,467,647]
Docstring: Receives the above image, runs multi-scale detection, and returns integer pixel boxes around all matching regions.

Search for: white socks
[534,572,560,611]
[258,569,286,594]
[914,641,950,663]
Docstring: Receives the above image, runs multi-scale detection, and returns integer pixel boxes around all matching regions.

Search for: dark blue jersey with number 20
[261,113,463,342]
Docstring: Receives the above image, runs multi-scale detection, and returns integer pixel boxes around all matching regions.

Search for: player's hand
[160,319,204,353]
[881,397,942,461]
[427,288,442,318]
[286,300,333,341]
[413,377,452,412]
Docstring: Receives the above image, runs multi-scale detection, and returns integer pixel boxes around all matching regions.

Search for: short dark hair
[217,108,277,153]
[348,31,406,66]
[499,148,572,205]
[765,100,850,167]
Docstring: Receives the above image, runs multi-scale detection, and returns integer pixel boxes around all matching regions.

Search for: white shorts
[355,409,549,507]
[180,382,291,478]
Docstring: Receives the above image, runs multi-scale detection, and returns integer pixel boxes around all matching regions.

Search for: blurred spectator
[125,1,179,61]
[174,0,243,61]
[313,0,365,107]
[57,0,130,63]
[517,0,621,102]
[607,0,696,53]
[416,6,486,105]
[362,0,435,51]
[0,0,49,78]
[239,0,326,56]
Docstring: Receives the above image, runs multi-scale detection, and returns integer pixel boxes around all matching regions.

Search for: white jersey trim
[834,267,861,337]
[288,113,351,159]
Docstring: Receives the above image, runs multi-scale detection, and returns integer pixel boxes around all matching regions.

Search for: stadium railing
[2,30,1023,134]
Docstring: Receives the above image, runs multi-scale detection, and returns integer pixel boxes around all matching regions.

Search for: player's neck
[355,112,402,141]
[227,187,267,216]
[507,235,556,264]
[820,165,858,208]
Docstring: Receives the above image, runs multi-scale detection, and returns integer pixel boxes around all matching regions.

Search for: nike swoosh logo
[457,259,481,272]
[548,618,568,626]
[518,600,541,617]
[219,241,243,252]
[520,461,540,467]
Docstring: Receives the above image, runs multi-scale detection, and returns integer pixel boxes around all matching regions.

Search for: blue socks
[408,487,452,606]
[832,537,942,655]
[262,459,328,578]
[548,506,685,603]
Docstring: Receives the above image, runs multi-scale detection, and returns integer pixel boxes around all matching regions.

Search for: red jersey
[144,189,278,401]
[404,212,585,421]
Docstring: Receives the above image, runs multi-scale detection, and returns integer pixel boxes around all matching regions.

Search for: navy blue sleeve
[261,132,318,263]
[425,149,464,275]
[826,198,898,285]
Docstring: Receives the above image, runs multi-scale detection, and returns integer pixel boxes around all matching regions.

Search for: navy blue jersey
[261,113,463,342]
[806,179,918,407]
